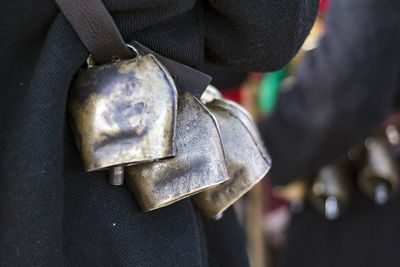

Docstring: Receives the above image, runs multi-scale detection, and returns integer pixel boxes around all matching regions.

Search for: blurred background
[203,0,400,266]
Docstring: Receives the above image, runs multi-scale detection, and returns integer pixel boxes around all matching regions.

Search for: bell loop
[86,43,141,67]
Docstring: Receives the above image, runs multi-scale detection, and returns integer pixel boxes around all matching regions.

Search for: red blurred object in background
[222,87,242,104]
[319,0,330,14]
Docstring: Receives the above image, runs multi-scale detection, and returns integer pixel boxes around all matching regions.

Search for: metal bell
[274,179,309,213]
[125,92,230,212]
[68,53,177,185]
[358,137,399,205]
[192,92,271,219]
[307,165,350,220]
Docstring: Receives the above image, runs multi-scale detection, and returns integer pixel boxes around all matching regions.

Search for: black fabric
[0,0,318,265]
[258,0,400,266]
[282,187,400,267]
[202,207,250,267]
[260,0,400,186]
[202,64,248,91]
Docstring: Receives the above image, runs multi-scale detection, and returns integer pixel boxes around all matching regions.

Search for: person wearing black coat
[259,0,400,266]
[0,0,318,266]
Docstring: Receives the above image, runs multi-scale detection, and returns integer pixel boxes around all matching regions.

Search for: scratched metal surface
[126,92,230,212]
[68,54,177,171]
[192,98,271,218]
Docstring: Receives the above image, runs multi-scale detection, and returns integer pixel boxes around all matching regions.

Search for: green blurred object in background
[258,67,287,115]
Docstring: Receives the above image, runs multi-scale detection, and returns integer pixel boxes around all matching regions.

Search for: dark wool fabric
[202,64,248,91]
[260,0,400,186]
[0,0,318,266]
[259,0,400,266]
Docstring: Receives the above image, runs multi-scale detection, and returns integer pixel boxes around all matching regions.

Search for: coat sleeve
[258,0,400,185]
[204,0,319,71]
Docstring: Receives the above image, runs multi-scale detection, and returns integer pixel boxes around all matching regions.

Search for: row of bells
[68,52,271,218]
[282,136,399,220]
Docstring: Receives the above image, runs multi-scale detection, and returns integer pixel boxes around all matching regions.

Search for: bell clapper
[325,196,340,220]
[110,166,125,186]
[375,183,389,205]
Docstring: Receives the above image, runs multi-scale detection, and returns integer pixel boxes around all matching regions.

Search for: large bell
[192,93,271,219]
[68,53,177,184]
[125,92,230,212]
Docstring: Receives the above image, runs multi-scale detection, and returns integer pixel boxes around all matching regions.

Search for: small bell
[273,179,309,214]
[307,165,350,220]
[125,92,230,212]
[68,52,177,185]
[192,90,271,219]
[358,137,399,205]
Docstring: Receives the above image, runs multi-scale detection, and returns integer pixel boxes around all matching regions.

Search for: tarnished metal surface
[192,97,271,218]
[125,92,230,212]
[358,138,399,204]
[68,54,177,172]
[307,165,350,220]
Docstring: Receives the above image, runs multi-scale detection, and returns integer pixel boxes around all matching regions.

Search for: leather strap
[54,0,134,64]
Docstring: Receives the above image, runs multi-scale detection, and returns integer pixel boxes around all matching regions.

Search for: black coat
[0,0,318,266]
[259,0,400,266]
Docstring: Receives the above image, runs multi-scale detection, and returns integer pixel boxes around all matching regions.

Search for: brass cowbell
[68,49,178,185]
[125,92,230,212]
[307,165,350,220]
[358,137,399,205]
[192,87,271,218]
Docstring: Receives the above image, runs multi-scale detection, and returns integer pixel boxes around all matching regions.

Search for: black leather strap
[54,0,134,64]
